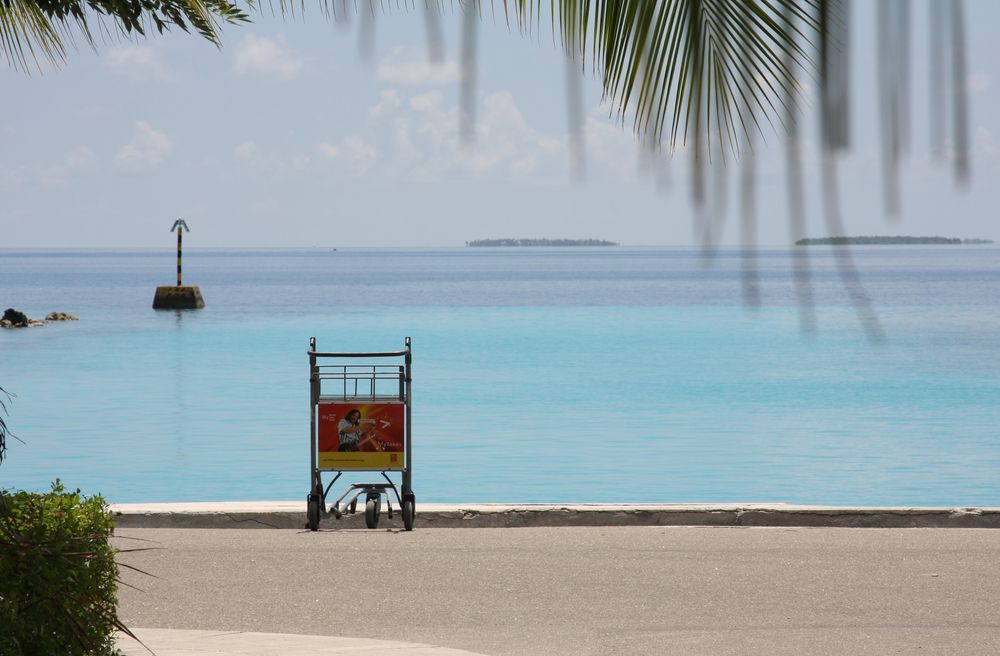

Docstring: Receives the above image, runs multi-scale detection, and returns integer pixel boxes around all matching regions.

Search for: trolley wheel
[364,494,381,529]
[402,496,415,531]
[306,494,320,532]
[349,498,357,514]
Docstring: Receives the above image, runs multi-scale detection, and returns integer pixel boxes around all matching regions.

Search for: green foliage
[466,238,618,247]
[0,482,123,656]
[0,0,251,71]
[796,236,971,246]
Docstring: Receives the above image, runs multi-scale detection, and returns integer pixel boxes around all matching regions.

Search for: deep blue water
[1,246,998,505]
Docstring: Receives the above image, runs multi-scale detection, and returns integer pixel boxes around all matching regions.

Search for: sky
[2,1,998,248]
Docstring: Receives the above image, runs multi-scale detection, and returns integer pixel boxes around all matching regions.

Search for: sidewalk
[117,628,489,655]
[114,523,1000,655]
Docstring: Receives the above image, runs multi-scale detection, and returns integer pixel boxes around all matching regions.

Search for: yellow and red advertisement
[317,402,405,470]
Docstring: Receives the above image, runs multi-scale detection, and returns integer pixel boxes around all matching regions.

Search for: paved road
[115,526,1000,656]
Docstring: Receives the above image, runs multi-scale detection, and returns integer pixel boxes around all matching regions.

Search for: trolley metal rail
[306,337,414,530]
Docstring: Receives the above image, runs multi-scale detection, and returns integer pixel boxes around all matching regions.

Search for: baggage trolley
[306,337,415,531]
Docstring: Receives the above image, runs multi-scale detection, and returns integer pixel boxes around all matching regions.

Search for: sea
[1,246,998,506]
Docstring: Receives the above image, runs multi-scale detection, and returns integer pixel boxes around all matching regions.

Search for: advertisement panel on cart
[317,402,405,470]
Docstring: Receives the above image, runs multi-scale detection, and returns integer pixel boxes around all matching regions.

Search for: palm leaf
[0,387,7,463]
[0,0,252,71]
[497,1,818,154]
[0,386,23,465]
[0,0,67,71]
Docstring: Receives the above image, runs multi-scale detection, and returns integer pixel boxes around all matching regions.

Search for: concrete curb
[117,628,488,655]
[110,502,1000,530]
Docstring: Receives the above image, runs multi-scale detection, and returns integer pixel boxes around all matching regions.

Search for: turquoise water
[1,247,998,505]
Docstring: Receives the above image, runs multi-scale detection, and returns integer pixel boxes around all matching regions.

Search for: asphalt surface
[115,526,1000,656]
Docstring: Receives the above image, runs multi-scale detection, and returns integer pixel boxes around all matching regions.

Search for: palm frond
[0,0,252,72]
[0,0,67,71]
[0,386,7,464]
[780,1,815,333]
[0,386,22,465]
[498,0,818,156]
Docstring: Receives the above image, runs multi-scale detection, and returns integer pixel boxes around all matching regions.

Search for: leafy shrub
[0,482,123,656]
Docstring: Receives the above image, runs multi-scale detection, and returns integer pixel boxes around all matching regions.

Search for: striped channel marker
[152,219,205,309]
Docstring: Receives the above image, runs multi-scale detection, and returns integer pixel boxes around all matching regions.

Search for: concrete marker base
[153,286,205,309]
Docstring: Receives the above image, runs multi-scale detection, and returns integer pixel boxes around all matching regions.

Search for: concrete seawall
[110,502,1000,530]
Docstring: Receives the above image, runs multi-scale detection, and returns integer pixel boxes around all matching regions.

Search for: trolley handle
[308,350,408,358]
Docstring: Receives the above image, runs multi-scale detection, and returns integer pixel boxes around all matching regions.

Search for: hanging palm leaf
[0,0,251,71]
[513,1,817,155]
[0,386,15,465]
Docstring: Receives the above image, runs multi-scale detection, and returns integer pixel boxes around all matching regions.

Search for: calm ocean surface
[1,246,998,505]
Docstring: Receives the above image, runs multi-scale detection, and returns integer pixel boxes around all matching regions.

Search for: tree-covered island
[466,238,619,247]
[796,236,994,246]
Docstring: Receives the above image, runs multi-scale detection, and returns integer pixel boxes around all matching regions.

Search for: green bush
[0,482,123,656]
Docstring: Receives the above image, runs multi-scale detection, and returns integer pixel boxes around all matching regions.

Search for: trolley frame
[306,336,414,530]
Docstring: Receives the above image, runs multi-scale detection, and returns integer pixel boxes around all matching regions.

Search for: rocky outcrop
[1,308,43,328]
[2,308,28,325]
[1,308,78,328]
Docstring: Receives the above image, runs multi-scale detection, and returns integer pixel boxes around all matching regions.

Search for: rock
[2,308,30,327]
[1,308,75,328]
[45,312,79,321]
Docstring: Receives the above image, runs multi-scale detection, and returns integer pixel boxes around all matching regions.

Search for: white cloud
[975,126,996,156]
[342,136,379,172]
[377,47,460,86]
[231,132,380,179]
[409,91,444,113]
[234,141,259,161]
[968,72,991,94]
[233,35,307,80]
[64,146,97,171]
[362,88,579,181]
[477,92,529,137]
[106,44,174,81]
[233,89,645,184]
[114,121,175,172]
[0,145,99,190]
[316,143,340,158]
[233,141,290,172]
[234,139,337,174]
[369,90,403,120]
[510,154,539,175]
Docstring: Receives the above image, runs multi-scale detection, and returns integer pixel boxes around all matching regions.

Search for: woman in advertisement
[338,409,394,452]
[338,409,366,451]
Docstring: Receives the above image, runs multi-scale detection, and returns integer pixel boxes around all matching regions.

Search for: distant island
[466,238,619,247]
[796,236,994,246]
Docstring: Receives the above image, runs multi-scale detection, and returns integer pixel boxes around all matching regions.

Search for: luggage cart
[306,337,414,531]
